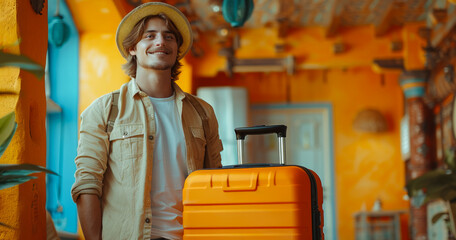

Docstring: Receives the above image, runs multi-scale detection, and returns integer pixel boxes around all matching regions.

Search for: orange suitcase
[183,125,324,240]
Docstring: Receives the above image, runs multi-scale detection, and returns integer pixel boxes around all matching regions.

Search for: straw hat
[115,2,193,60]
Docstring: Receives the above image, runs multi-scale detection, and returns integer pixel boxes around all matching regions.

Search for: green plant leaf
[0,112,16,145]
[445,148,456,170]
[0,164,57,190]
[0,39,21,51]
[406,170,456,193]
[423,183,456,201]
[407,170,456,207]
[0,164,57,176]
[441,188,456,201]
[432,211,449,224]
[0,51,44,79]
[0,123,17,158]
[0,175,36,190]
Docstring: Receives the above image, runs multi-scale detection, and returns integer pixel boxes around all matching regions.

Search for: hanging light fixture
[222,0,254,27]
[353,109,388,133]
[48,0,69,47]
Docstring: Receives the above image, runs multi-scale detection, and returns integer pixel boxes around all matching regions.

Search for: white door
[248,104,337,240]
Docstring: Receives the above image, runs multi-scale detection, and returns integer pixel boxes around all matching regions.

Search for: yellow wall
[0,0,48,239]
[190,26,417,239]
[78,32,129,110]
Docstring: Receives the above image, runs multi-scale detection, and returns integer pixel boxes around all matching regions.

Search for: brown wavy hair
[121,14,183,81]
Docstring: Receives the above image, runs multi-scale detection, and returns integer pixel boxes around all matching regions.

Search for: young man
[71,3,223,240]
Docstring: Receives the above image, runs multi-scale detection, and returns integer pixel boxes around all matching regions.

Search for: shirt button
[145,218,150,223]
[148,135,154,140]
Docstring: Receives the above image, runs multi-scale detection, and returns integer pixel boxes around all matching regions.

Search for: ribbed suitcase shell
[183,164,324,240]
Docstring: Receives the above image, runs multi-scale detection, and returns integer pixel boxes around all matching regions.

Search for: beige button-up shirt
[71,79,223,240]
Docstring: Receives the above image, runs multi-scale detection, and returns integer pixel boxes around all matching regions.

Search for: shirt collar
[127,78,145,98]
[172,82,186,102]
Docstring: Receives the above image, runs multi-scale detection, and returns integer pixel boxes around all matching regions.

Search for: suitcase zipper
[301,167,322,240]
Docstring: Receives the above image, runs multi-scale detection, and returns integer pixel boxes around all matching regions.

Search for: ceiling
[106,0,456,41]
[181,0,447,37]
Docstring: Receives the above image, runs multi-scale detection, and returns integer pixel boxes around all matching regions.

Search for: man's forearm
[76,194,102,240]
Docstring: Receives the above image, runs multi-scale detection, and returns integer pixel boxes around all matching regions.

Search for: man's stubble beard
[138,58,175,71]
[139,62,173,71]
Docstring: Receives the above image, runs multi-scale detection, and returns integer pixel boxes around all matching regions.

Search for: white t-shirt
[149,94,188,240]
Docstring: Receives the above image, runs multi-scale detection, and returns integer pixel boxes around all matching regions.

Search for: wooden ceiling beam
[275,0,295,38]
[324,0,343,38]
[325,16,341,38]
[431,7,456,47]
[374,2,395,37]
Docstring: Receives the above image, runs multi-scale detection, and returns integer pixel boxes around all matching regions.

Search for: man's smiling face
[129,17,178,72]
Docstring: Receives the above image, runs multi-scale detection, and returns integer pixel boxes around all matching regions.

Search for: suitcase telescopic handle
[235,125,287,140]
[234,125,287,165]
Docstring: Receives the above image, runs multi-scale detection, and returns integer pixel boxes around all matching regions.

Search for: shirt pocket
[109,124,144,180]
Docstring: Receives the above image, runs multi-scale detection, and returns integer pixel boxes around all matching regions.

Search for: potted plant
[0,49,57,229]
[406,147,456,239]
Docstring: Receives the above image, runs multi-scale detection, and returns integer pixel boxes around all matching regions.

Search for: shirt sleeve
[202,102,223,169]
[71,95,111,202]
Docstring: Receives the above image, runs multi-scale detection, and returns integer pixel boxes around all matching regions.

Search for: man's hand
[76,194,102,240]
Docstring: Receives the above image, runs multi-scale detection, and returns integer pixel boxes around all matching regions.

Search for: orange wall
[67,0,193,113]
[189,24,425,77]
[0,0,48,239]
[295,68,407,239]
[190,25,417,239]
[65,1,427,239]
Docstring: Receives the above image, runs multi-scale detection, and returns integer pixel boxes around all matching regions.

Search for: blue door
[46,0,79,235]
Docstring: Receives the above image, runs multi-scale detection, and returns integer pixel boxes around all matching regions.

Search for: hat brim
[116,2,193,60]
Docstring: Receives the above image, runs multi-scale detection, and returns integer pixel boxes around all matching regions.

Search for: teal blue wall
[46,0,79,234]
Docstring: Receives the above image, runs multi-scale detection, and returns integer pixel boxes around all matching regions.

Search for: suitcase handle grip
[222,172,259,192]
[235,125,287,140]
[235,125,287,165]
